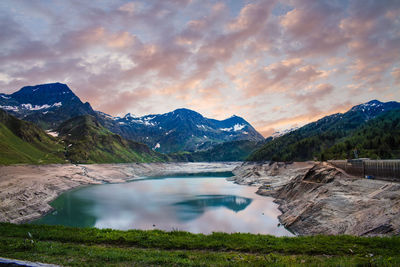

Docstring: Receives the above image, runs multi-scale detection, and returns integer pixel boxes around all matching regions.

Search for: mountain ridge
[248,99,400,161]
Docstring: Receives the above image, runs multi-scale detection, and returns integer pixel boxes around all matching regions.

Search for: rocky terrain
[231,162,400,236]
[0,162,239,224]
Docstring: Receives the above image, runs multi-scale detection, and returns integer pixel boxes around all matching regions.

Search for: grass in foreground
[1,223,399,266]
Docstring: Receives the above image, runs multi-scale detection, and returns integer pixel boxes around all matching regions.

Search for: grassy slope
[1,223,399,266]
[58,115,168,163]
[0,109,64,164]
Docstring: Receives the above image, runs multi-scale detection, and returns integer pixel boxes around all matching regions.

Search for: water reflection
[173,195,252,221]
[34,175,293,236]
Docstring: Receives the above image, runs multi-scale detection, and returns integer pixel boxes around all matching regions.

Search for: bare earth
[231,162,400,236]
[0,162,239,223]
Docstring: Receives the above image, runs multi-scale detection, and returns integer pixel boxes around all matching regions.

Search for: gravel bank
[231,162,400,236]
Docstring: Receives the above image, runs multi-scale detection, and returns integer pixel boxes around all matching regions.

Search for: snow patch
[233,124,246,131]
[153,143,160,150]
[18,102,62,111]
[0,105,19,111]
[220,127,232,132]
[45,130,59,137]
[0,95,10,99]
[271,127,299,139]
[144,116,156,121]
[196,124,209,130]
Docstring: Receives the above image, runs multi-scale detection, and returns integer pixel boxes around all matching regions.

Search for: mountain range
[1,82,399,164]
[0,83,264,153]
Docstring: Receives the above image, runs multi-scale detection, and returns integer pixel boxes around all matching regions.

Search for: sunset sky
[0,0,399,136]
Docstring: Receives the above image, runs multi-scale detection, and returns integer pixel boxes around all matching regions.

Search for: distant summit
[100,107,265,153]
[0,83,95,129]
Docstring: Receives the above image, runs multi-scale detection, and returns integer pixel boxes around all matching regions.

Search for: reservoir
[34,173,293,236]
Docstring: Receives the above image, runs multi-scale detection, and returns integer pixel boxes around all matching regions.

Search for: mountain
[98,108,265,153]
[321,109,400,160]
[169,140,266,162]
[57,115,168,164]
[1,83,264,154]
[0,83,95,129]
[248,100,400,161]
[0,109,65,164]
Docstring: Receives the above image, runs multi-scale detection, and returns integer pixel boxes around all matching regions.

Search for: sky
[0,0,399,137]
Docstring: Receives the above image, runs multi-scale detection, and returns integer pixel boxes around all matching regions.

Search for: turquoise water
[34,173,293,236]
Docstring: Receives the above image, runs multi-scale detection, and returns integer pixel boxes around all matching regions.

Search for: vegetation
[169,140,265,162]
[321,109,400,160]
[0,110,168,165]
[0,223,399,266]
[0,109,65,164]
[248,109,400,162]
[58,115,168,164]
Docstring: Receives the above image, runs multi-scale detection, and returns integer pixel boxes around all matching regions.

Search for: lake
[34,173,293,236]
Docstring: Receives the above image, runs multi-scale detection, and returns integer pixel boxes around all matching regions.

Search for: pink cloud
[240,59,328,97]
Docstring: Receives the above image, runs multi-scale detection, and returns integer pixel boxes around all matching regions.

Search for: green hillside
[170,140,265,162]
[0,109,64,164]
[58,115,168,163]
[321,109,400,160]
[248,103,400,162]
[248,111,368,161]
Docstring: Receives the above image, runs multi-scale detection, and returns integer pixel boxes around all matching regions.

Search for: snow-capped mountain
[0,83,95,129]
[349,99,400,119]
[0,83,265,153]
[98,108,265,153]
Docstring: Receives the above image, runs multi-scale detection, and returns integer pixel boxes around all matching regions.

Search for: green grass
[0,122,64,164]
[1,223,399,266]
[58,115,168,164]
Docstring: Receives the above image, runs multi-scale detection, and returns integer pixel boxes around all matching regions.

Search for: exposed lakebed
[34,172,293,236]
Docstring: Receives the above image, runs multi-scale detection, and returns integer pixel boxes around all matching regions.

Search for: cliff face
[232,162,400,236]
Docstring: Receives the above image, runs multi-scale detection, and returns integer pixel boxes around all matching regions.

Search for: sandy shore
[231,162,400,236]
[0,162,239,223]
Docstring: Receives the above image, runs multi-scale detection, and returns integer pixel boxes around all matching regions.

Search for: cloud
[289,83,334,113]
[239,58,328,97]
[339,1,400,86]
[97,88,152,115]
[280,0,349,56]
[391,68,400,85]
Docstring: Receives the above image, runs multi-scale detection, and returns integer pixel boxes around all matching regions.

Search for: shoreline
[0,162,240,224]
[231,161,400,236]
[2,161,399,237]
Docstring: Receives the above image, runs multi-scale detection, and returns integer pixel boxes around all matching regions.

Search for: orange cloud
[255,101,353,137]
